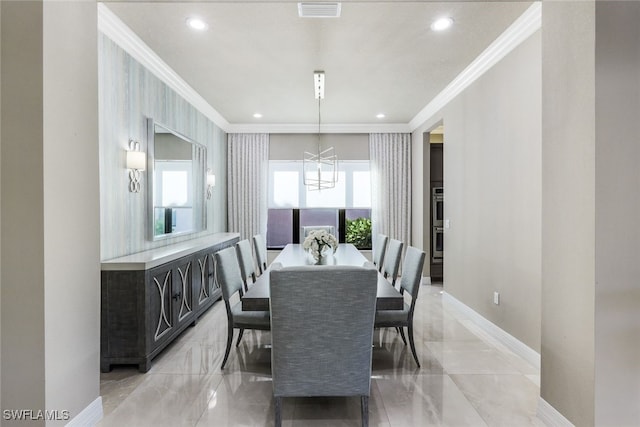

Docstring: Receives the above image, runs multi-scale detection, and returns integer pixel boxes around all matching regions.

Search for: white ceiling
[103,1,533,128]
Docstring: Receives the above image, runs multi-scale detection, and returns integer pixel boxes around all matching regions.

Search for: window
[268,160,370,208]
[154,161,193,234]
[273,170,299,207]
[267,161,372,249]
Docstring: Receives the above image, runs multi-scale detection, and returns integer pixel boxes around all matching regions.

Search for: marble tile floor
[99,285,543,426]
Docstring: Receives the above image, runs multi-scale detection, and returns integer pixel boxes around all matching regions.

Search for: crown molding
[226,123,411,134]
[408,2,542,131]
[97,3,231,132]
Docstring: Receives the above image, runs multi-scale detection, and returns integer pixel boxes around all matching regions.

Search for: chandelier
[303,71,338,191]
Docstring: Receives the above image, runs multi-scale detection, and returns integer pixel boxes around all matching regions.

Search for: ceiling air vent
[298,2,342,18]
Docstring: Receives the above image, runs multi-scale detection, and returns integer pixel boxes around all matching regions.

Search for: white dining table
[241,243,404,311]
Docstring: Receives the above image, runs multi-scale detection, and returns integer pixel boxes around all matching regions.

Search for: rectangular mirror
[147,119,207,240]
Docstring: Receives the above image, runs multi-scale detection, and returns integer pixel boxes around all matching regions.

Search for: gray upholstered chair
[375,246,426,367]
[381,238,403,288]
[252,234,268,275]
[372,234,388,273]
[215,247,270,369]
[270,263,378,427]
[300,225,335,242]
[235,239,257,292]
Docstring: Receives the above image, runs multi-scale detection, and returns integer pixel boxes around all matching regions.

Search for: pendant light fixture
[303,70,338,191]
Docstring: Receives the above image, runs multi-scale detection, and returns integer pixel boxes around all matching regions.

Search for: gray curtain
[227,133,269,241]
[369,133,412,248]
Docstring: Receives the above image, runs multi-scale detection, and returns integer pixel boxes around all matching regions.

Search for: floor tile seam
[385,372,489,427]
[449,372,533,378]
[369,380,392,426]
[149,370,228,376]
[138,372,223,426]
[443,373,497,427]
[447,373,541,425]
[434,327,539,375]
[373,372,450,380]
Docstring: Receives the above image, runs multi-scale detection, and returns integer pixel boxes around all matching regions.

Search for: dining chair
[374,245,426,367]
[215,247,270,369]
[300,225,335,241]
[372,234,388,273]
[252,234,268,275]
[270,263,378,427]
[381,238,403,288]
[235,239,257,292]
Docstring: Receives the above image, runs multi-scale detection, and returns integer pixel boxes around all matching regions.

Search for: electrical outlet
[493,292,500,305]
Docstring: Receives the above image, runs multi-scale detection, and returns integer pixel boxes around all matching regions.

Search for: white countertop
[101,232,240,271]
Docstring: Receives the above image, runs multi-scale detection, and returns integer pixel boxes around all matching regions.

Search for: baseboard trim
[442,291,540,370]
[537,397,574,427]
[65,396,103,427]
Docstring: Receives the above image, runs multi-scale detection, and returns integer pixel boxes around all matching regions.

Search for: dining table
[241,243,404,312]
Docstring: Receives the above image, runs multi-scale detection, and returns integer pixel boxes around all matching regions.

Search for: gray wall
[269,133,368,160]
[2,1,101,424]
[1,2,46,420]
[541,2,596,425]
[541,3,640,425]
[99,33,227,260]
[412,32,542,352]
[0,1,3,412]
[594,5,640,425]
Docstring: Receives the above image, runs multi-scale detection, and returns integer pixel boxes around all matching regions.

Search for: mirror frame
[146,118,207,241]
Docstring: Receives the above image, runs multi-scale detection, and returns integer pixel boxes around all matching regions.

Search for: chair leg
[221,322,234,369]
[236,328,245,347]
[407,323,420,368]
[275,396,282,427]
[399,327,407,345]
[361,396,369,427]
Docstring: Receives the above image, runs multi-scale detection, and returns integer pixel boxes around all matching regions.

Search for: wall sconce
[206,169,216,200]
[126,140,145,193]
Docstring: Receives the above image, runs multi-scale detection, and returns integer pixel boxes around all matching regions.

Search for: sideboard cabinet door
[192,250,214,317]
[147,264,176,363]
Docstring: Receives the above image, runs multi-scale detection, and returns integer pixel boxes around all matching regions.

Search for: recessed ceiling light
[186,17,208,31]
[253,113,263,119]
[376,113,385,119]
[431,17,454,32]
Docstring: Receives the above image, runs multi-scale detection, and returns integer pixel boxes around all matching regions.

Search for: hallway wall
[541,2,596,425]
[412,31,542,352]
[593,4,640,424]
[1,2,101,425]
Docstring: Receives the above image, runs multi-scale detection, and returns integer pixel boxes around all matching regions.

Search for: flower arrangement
[303,229,338,261]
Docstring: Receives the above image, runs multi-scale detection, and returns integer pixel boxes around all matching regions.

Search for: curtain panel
[369,133,412,249]
[227,133,269,241]
[193,144,207,232]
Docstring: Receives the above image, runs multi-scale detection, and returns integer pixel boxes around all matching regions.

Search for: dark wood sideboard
[100,233,240,373]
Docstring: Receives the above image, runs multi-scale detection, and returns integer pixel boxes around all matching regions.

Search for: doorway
[426,124,444,283]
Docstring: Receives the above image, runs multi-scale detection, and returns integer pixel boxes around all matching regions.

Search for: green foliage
[155,219,165,235]
[345,217,372,249]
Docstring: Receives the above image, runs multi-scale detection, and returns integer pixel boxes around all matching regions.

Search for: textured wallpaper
[99,33,227,260]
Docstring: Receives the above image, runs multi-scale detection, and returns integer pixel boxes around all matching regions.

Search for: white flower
[303,229,338,260]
